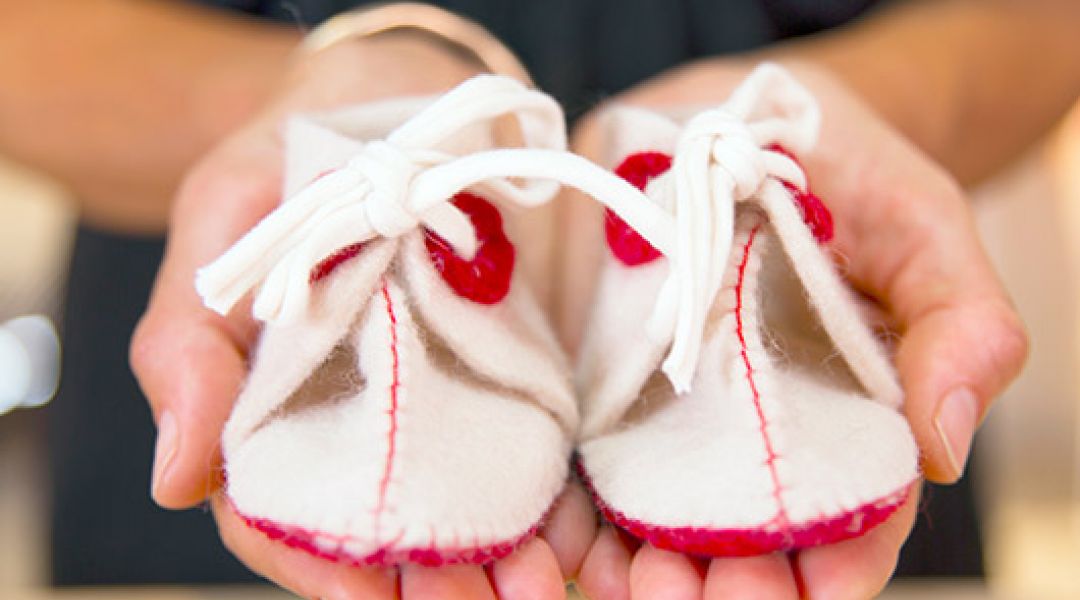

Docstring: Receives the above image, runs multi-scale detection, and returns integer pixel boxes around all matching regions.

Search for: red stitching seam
[575,458,914,556]
[233,494,545,567]
[375,280,401,519]
[733,225,791,533]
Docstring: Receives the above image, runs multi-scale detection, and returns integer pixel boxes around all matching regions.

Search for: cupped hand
[130,33,594,599]
[564,60,1028,599]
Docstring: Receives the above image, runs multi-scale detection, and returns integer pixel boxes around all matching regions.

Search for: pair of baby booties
[196,64,920,568]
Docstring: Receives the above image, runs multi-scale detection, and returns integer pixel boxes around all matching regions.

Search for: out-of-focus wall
[0,160,73,320]
[976,102,1080,598]
[0,158,73,592]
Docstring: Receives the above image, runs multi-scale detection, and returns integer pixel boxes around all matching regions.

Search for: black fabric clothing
[49,0,985,585]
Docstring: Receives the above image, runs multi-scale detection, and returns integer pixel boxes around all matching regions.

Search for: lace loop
[196,75,571,324]
[642,63,822,393]
[197,74,670,326]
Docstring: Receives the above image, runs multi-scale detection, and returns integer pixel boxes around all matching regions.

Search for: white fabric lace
[620,63,902,406]
[641,63,820,392]
[196,66,901,408]
[196,74,669,324]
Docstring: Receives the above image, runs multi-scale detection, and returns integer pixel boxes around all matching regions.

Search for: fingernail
[151,411,178,499]
[933,387,978,480]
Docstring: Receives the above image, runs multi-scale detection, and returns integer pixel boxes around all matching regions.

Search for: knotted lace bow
[641,63,823,393]
[196,74,672,325]
[196,75,579,323]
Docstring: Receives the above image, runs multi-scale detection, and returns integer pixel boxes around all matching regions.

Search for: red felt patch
[426,192,515,304]
[307,192,514,304]
[768,144,834,243]
[606,152,671,266]
[576,460,914,557]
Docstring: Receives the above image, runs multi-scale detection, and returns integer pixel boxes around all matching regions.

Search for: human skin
[1,0,1074,597]
[565,62,1019,599]
[0,0,297,233]
[130,31,598,599]
[567,1,1080,597]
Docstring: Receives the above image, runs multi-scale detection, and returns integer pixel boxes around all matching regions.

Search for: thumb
[131,136,281,508]
[867,190,1028,483]
[895,291,1028,483]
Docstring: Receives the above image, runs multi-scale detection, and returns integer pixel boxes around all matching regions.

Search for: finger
[840,178,1027,482]
[539,482,598,578]
[490,537,565,600]
[400,562,498,600]
[131,133,283,508]
[211,492,397,599]
[793,484,921,600]
[132,314,247,507]
[576,525,632,600]
[703,554,798,600]
[629,543,704,600]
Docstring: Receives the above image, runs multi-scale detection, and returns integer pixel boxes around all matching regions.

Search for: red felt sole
[576,460,916,557]
[230,496,544,568]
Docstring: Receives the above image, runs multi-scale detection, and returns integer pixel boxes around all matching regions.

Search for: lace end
[661,357,695,395]
[194,267,236,317]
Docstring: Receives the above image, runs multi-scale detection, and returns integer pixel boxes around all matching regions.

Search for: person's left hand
[560,58,1027,599]
[131,32,595,599]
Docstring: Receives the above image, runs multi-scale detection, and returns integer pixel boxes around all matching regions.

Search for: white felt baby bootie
[195,75,598,567]
[575,64,920,557]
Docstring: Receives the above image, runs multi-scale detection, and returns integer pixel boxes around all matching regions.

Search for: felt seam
[734,223,791,533]
[233,497,544,567]
[576,459,915,556]
[375,279,402,525]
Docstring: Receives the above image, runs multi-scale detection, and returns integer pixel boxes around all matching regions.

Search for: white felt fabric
[228,274,569,555]
[581,215,918,531]
[195,75,569,324]
[217,78,583,559]
[577,65,919,537]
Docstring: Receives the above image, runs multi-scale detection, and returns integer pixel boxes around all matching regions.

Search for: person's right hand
[562,59,1029,600]
[131,33,595,599]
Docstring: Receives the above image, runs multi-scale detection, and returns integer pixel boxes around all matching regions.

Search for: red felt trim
[230,496,544,567]
[425,192,515,304]
[307,192,515,303]
[576,460,915,557]
[733,224,791,532]
[767,144,834,243]
[375,280,401,520]
[309,243,365,284]
[606,152,671,266]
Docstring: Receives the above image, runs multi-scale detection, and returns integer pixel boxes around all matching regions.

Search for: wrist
[263,29,482,122]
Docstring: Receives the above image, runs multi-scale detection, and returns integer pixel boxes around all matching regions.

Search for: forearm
[775,0,1080,184]
[0,0,299,232]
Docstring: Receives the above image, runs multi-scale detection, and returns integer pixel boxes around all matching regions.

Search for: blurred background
[1,101,1078,598]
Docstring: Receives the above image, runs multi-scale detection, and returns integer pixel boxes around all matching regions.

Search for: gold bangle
[301,3,533,86]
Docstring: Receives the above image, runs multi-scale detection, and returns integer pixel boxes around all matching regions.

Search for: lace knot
[346,141,425,238]
[683,108,767,200]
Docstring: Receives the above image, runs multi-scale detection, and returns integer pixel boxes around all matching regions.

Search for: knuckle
[172,151,278,226]
[987,304,1030,377]
[128,316,157,382]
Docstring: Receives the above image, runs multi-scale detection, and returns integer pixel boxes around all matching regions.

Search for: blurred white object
[0,315,59,415]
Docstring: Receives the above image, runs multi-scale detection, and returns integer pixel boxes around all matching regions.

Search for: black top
[48,0,985,585]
